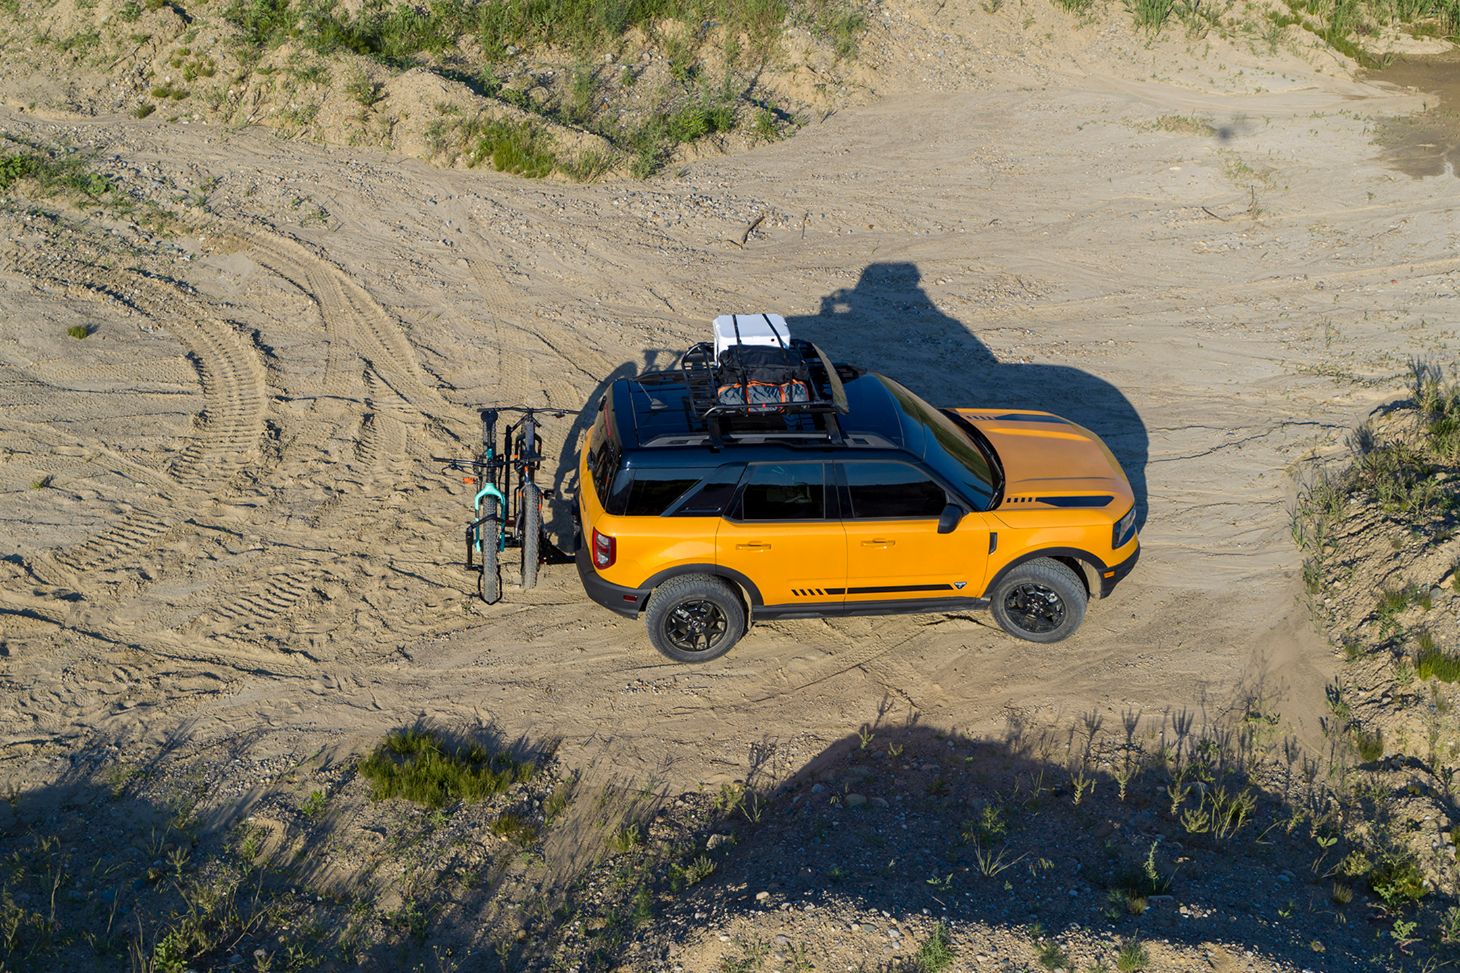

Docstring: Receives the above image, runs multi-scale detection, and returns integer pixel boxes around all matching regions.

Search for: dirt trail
[1,53,1452,796]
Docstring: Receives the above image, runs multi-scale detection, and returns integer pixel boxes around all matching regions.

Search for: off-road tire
[989,558,1086,643]
[644,574,746,663]
[477,496,501,604]
[520,483,541,590]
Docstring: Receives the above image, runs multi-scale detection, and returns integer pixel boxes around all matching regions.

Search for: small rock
[706,833,728,850]
[846,793,867,807]
[755,891,771,903]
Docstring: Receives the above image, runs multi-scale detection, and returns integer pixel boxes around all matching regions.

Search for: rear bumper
[1100,543,1140,598]
[576,545,648,618]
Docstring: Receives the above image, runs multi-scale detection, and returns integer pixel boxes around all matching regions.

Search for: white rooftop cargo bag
[712,313,791,363]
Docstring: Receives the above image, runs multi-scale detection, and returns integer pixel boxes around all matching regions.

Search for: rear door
[837,460,990,603]
[715,462,847,607]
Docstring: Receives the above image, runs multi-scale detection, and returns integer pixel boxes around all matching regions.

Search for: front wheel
[989,558,1087,643]
[644,575,746,663]
[477,497,501,604]
[520,483,541,590]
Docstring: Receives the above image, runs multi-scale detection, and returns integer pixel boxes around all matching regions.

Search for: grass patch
[1147,113,1216,136]
[1116,937,1150,972]
[65,324,92,339]
[910,923,953,971]
[0,146,148,220]
[1351,725,1385,763]
[1416,644,1460,682]
[357,726,535,808]
[221,0,843,177]
[467,118,560,178]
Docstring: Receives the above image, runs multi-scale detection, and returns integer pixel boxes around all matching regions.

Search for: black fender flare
[638,563,764,612]
[984,548,1107,601]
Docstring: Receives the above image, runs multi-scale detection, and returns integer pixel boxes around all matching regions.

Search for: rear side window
[842,462,948,519]
[671,465,744,517]
[738,463,826,521]
[610,468,701,516]
[587,398,619,503]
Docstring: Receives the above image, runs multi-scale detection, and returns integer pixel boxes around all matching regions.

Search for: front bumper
[1099,543,1140,598]
[576,545,649,618]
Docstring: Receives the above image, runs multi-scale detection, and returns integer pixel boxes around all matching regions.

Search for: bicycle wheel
[477,496,502,604]
[520,483,541,590]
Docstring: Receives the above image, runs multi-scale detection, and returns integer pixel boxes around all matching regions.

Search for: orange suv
[576,332,1138,662]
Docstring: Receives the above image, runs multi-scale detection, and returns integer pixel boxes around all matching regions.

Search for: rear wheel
[520,483,541,590]
[477,497,501,604]
[989,558,1086,643]
[644,575,746,663]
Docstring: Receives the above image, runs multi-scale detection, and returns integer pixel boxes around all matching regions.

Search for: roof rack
[679,338,850,449]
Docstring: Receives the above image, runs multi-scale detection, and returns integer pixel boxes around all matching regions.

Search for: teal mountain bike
[439,406,573,603]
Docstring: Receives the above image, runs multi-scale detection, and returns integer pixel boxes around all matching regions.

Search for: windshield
[880,377,1002,510]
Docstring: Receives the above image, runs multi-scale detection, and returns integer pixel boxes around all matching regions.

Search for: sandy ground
[2,30,1456,818]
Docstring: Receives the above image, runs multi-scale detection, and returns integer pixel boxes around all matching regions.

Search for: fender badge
[953,581,967,590]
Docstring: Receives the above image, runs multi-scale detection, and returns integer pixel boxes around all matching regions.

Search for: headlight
[1112,505,1137,549]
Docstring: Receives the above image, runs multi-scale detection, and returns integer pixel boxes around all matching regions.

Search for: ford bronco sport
[576,318,1139,662]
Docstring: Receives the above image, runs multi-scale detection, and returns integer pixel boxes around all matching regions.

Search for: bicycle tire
[477,496,502,604]
[521,483,541,590]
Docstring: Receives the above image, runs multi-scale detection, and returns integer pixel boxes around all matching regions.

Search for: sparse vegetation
[211,0,868,176]
[911,921,953,972]
[66,324,91,339]
[1416,643,1460,682]
[357,726,535,808]
[1115,937,1150,972]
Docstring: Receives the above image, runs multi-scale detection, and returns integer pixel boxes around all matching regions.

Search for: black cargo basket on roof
[680,338,851,447]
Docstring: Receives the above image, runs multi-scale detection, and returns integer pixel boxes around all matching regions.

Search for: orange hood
[952,409,1133,511]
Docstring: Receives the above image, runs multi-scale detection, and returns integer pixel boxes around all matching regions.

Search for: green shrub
[66,325,91,339]
[1416,645,1460,682]
[912,921,953,972]
[357,727,534,807]
[0,153,39,189]
[1128,0,1174,30]
[1367,849,1427,908]
[1352,726,1384,763]
[490,811,540,847]
[1116,938,1150,973]
[468,119,559,178]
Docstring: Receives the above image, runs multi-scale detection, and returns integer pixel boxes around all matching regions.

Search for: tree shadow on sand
[788,263,1149,528]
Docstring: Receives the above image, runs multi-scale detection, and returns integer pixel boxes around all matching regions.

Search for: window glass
[739,463,825,521]
[843,462,948,519]
[672,465,744,517]
[880,378,999,510]
[588,400,619,503]
[608,467,699,516]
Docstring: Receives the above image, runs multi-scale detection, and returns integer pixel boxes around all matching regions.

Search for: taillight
[592,528,616,569]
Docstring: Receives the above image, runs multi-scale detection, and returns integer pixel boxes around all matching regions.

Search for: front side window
[738,463,826,521]
[841,462,947,519]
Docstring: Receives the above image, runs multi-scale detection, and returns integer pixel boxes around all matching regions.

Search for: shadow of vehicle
[788,263,1149,528]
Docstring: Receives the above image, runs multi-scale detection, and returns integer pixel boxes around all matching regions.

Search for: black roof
[601,369,1004,509]
[611,371,907,460]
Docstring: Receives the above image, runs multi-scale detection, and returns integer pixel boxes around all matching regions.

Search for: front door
[837,460,989,603]
[716,462,846,608]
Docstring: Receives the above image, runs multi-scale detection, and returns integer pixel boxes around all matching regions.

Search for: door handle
[861,539,895,547]
[736,542,772,550]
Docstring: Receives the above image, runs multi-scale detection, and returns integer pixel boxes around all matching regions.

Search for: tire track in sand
[4,246,270,579]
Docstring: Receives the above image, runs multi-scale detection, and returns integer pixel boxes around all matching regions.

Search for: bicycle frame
[443,405,575,580]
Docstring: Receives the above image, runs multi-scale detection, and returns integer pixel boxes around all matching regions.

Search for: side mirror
[937,503,964,534]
